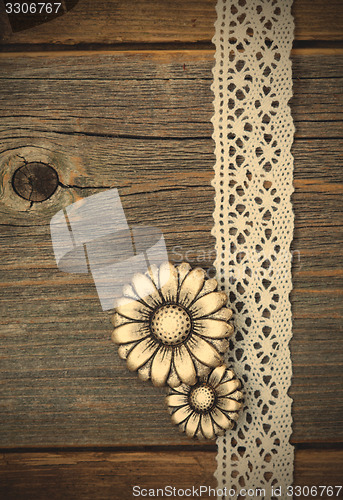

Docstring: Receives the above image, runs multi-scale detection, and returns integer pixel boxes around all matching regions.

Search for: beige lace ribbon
[212,1,295,498]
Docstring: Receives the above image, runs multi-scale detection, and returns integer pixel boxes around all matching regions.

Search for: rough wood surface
[0,50,342,446]
[0,449,342,500]
[0,50,342,140]
[0,0,342,46]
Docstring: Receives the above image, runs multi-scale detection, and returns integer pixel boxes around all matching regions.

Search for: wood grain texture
[0,50,342,446]
[0,51,342,140]
[0,0,342,46]
[0,449,342,500]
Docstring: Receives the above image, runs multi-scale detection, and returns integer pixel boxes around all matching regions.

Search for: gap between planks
[0,47,343,59]
[0,442,342,453]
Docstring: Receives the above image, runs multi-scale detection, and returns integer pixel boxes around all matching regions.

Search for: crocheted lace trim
[211,1,295,497]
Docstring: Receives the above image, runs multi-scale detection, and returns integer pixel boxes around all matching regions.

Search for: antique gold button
[112,261,234,388]
[112,261,243,439]
[166,365,243,440]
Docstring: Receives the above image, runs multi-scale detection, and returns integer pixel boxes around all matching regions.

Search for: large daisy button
[166,365,243,439]
[112,262,234,388]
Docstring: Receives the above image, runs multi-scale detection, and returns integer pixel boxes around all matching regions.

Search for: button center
[150,304,192,346]
[189,384,216,413]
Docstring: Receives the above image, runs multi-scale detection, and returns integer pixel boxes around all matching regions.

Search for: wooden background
[0,0,342,498]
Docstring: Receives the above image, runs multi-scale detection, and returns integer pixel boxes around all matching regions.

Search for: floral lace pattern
[211,0,295,497]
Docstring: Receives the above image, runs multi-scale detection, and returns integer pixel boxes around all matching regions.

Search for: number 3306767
[5,3,62,14]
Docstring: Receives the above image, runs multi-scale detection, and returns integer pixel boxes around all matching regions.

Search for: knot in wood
[12,162,59,202]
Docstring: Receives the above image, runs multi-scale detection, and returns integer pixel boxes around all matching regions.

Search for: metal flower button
[112,261,243,439]
[167,365,243,439]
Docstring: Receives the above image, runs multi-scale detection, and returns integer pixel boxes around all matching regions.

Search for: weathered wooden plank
[0,0,342,46]
[0,136,342,226]
[0,52,342,141]
[0,47,342,445]
[1,49,343,78]
[0,449,342,500]
[0,167,341,448]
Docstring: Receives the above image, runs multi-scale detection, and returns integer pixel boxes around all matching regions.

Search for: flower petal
[138,363,151,382]
[122,284,140,301]
[211,407,233,430]
[223,369,235,381]
[178,268,206,307]
[159,261,179,301]
[172,383,190,396]
[118,342,136,360]
[208,365,227,388]
[171,405,192,425]
[190,291,228,318]
[196,278,218,299]
[112,312,130,327]
[147,264,160,289]
[126,338,157,371]
[173,345,197,386]
[112,322,149,344]
[217,397,242,412]
[151,347,172,387]
[177,262,192,285]
[216,378,241,397]
[116,297,150,320]
[208,307,233,321]
[166,393,188,407]
[167,369,181,388]
[187,335,222,367]
[185,412,200,438]
[132,272,161,307]
[201,413,215,440]
[194,318,233,339]
[228,411,241,422]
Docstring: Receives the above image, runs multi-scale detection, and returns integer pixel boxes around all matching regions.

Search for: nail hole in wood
[12,162,59,202]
